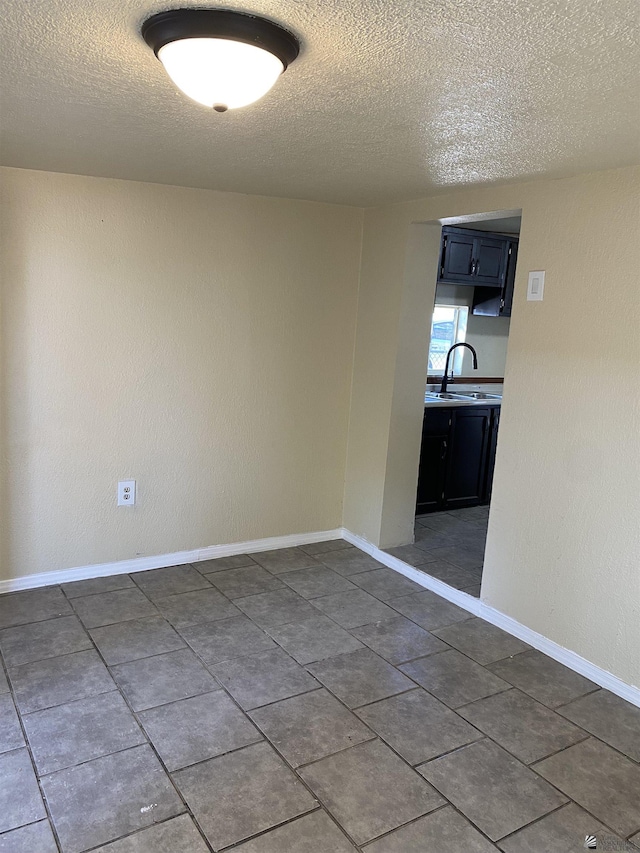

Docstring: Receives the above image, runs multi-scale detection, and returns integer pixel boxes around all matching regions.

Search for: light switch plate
[527,270,545,301]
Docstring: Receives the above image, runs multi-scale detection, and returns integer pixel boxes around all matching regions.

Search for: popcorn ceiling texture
[1,0,638,205]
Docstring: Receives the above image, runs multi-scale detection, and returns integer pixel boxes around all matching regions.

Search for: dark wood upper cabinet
[438,226,517,293]
[472,239,519,317]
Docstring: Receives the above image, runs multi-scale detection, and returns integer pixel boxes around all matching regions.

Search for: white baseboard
[343,528,640,710]
[0,528,343,595]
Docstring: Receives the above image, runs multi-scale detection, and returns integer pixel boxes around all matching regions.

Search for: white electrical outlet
[117,480,136,506]
[527,270,545,301]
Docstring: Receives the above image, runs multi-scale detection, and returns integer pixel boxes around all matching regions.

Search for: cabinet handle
[471,259,476,275]
[475,259,480,276]
[441,440,448,460]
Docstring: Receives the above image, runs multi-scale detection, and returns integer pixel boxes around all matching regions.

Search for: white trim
[342,528,640,710]
[0,528,343,595]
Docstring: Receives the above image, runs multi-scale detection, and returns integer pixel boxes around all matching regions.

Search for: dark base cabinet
[416,405,500,514]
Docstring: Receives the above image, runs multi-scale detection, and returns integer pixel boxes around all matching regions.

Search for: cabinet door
[439,230,475,283]
[473,235,508,287]
[500,240,518,317]
[483,407,500,503]
[416,409,451,514]
[443,407,491,508]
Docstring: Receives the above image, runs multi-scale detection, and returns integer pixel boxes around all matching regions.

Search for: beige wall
[344,167,640,688]
[0,167,363,580]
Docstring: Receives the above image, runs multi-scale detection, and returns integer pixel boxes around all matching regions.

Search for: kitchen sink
[426,392,474,400]
[467,392,502,400]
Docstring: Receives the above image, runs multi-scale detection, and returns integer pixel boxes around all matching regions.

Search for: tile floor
[0,541,639,852]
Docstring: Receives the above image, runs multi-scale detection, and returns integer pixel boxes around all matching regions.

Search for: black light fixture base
[141,8,300,69]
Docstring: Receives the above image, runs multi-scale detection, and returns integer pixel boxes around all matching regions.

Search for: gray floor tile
[154,588,240,628]
[0,694,24,753]
[0,820,58,853]
[249,688,373,767]
[0,615,92,667]
[433,618,531,665]
[418,739,567,841]
[231,810,357,852]
[61,574,135,598]
[428,545,485,573]
[266,616,364,664]
[400,649,511,708]
[458,689,587,763]
[487,650,599,709]
[0,749,46,833]
[42,744,184,853]
[415,559,479,589]
[281,566,358,599]
[71,588,158,629]
[198,554,257,573]
[0,667,8,694]
[364,805,498,852]
[300,540,354,556]
[462,583,482,597]
[211,647,319,710]
[356,688,482,765]
[92,814,210,852]
[534,737,640,837]
[413,526,456,549]
[180,615,276,665]
[350,568,423,600]
[131,565,211,600]
[299,739,443,846]
[496,802,623,853]
[173,742,316,851]
[90,615,186,665]
[384,544,439,566]
[351,616,449,664]
[111,647,218,711]
[0,587,71,630]
[389,589,472,631]
[448,506,490,522]
[234,588,318,628]
[252,547,319,574]
[208,565,285,599]
[23,692,145,775]
[630,831,640,848]
[10,649,114,714]
[307,648,415,709]
[318,550,386,577]
[419,513,476,535]
[556,689,640,761]
[311,589,398,628]
[138,690,261,770]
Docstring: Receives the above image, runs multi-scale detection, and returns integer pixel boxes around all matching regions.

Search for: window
[428,305,469,375]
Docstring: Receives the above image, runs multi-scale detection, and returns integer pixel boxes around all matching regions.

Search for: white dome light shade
[142,9,300,113]
[158,38,284,110]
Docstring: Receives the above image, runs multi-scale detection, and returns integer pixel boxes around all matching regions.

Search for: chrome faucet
[440,343,478,393]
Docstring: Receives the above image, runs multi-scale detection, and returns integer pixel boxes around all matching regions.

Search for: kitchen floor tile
[458,689,586,764]
[266,615,364,664]
[351,615,449,664]
[211,647,319,709]
[311,589,398,628]
[131,565,211,600]
[0,749,46,834]
[416,559,479,589]
[173,742,316,851]
[0,615,92,667]
[281,566,358,599]
[230,810,357,852]
[413,527,456,549]
[307,648,415,709]
[234,588,318,628]
[0,667,8,694]
[350,568,423,600]
[0,820,59,853]
[534,737,640,838]
[556,689,640,761]
[356,688,482,765]
[61,574,135,599]
[251,547,319,574]
[138,690,261,770]
[207,565,285,599]
[383,544,439,566]
[318,550,387,577]
[197,554,257,573]
[0,587,71,630]
[364,805,498,852]
[91,814,210,852]
[89,615,186,664]
[419,513,476,535]
[111,647,218,711]
[400,649,511,708]
[154,588,240,628]
[179,614,276,665]
[70,588,158,629]
[300,540,354,556]
[487,650,599,709]
[389,589,472,631]
[418,739,567,841]
[249,688,373,767]
[42,744,183,853]
[0,694,25,753]
[23,691,145,775]
[433,618,531,664]
[496,802,623,853]
[299,739,443,846]
[10,649,114,714]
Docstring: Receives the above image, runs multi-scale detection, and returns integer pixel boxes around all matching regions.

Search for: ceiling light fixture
[142,8,300,112]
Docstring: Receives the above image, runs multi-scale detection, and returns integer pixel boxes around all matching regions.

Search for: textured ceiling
[1,0,638,205]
